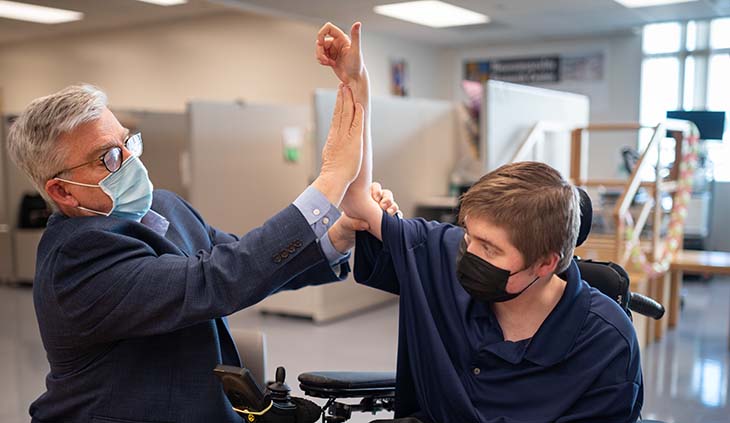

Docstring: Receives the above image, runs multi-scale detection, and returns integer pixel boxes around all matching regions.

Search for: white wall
[0,12,446,114]
[709,182,730,252]
[442,33,643,179]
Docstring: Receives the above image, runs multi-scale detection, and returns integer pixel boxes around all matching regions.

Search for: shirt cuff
[319,232,352,266]
[293,185,342,239]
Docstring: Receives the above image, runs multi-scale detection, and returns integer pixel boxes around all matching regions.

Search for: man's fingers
[340,86,355,132]
[351,218,370,231]
[315,40,330,65]
[323,38,337,61]
[340,214,369,231]
[370,182,383,202]
[350,103,364,136]
[350,22,362,54]
[318,22,349,47]
[380,189,394,204]
[387,204,400,216]
[330,84,345,132]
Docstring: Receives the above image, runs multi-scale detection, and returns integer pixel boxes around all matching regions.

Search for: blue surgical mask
[55,155,154,222]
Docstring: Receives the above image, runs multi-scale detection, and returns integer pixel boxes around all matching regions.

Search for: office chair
[215,188,666,423]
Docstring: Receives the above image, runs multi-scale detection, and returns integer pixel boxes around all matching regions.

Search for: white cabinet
[684,192,711,238]
[14,229,43,282]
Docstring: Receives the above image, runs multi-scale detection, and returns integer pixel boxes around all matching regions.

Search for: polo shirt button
[323,217,330,225]
[313,209,321,216]
[473,367,481,376]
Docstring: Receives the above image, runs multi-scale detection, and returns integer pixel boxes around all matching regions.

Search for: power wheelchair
[214,189,667,423]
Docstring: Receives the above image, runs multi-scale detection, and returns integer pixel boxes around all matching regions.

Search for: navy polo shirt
[355,213,643,423]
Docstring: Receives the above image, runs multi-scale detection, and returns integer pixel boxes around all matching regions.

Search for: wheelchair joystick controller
[215,364,322,423]
[268,367,293,405]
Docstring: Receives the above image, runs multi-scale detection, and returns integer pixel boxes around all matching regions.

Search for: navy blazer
[30,189,348,423]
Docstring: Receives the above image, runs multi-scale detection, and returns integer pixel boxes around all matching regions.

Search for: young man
[316,22,643,423]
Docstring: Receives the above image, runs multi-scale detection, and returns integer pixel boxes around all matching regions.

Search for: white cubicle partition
[187,101,314,236]
[482,80,590,176]
[115,110,189,201]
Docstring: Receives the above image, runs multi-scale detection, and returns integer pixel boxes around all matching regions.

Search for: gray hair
[7,84,108,207]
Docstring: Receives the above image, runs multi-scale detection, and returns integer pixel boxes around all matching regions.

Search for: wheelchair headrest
[576,187,592,248]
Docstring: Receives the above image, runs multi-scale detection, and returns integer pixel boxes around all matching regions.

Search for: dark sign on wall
[465,55,561,84]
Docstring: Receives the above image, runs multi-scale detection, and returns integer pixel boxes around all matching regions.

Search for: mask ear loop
[507,261,541,296]
[76,206,112,217]
[53,175,115,217]
[53,177,99,188]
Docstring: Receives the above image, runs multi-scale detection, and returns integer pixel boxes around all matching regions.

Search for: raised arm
[317,22,384,240]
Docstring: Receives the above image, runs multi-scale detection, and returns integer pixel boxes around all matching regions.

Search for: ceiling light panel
[374,1,489,28]
[613,0,698,8]
[135,0,188,6]
[0,0,83,24]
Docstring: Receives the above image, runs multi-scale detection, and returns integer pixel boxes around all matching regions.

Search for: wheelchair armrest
[298,371,396,399]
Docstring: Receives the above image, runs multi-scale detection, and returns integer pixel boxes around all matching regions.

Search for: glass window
[643,22,682,54]
[640,57,680,125]
[683,56,695,110]
[710,18,730,50]
[706,54,730,181]
[706,142,730,182]
[686,21,697,51]
[639,57,680,176]
[707,54,730,113]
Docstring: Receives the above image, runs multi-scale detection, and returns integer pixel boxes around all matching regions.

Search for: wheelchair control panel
[214,365,321,423]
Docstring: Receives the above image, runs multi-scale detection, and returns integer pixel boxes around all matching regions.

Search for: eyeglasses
[54,132,143,178]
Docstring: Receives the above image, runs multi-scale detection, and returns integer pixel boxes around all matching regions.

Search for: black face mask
[456,238,539,303]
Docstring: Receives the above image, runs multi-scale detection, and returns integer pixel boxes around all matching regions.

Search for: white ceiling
[0,0,226,45]
[211,0,730,45]
[1,0,729,47]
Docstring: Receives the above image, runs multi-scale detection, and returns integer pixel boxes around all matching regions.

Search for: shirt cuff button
[323,217,330,225]
[313,209,321,216]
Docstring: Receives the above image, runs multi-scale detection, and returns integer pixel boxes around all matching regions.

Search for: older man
[8,83,397,422]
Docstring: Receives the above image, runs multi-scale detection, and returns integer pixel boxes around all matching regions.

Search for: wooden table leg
[654,272,670,341]
[669,270,682,328]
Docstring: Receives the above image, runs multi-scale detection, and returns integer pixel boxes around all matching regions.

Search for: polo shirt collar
[523,259,590,366]
[474,259,590,367]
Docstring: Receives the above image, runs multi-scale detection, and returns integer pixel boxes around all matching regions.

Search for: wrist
[328,227,352,255]
[349,69,370,96]
[312,173,349,207]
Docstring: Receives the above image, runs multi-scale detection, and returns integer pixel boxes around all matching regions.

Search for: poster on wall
[390,58,408,97]
[464,55,560,84]
[561,53,604,81]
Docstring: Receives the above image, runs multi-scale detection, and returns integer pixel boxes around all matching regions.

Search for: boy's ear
[535,253,560,278]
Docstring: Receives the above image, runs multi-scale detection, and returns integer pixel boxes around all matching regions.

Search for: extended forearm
[340,70,383,238]
[349,69,371,193]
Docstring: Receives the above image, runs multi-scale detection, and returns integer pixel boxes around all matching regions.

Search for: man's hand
[317,22,365,85]
[328,183,400,254]
[312,84,364,207]
[370,182,400,217]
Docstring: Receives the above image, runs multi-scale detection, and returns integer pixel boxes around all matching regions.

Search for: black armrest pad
[298,371,396,398]
[299,371,395,389]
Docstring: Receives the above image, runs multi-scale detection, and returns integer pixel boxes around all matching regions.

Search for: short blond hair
[458,161,579,273]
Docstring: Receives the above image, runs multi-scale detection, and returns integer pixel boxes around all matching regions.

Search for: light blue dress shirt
[141,186,350,266]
